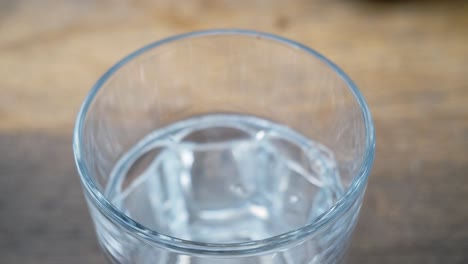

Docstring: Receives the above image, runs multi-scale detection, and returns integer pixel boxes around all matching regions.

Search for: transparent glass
[73,29,375,264]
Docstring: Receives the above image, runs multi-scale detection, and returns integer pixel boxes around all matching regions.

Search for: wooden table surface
[1,0,467,263]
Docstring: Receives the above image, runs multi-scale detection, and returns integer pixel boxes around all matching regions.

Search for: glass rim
[73,29,375,256]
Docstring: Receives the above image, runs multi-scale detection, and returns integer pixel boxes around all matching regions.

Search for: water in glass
[105,114,343,245]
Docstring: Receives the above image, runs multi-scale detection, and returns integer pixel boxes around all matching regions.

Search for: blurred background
[0,0,467,263]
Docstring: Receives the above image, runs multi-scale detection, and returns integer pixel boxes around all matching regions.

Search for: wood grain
[0,0,467,263]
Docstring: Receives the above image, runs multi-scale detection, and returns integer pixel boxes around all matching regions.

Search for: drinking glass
[73,29,375,264]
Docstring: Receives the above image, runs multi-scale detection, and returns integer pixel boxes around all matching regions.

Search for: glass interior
[79,31,370,243]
